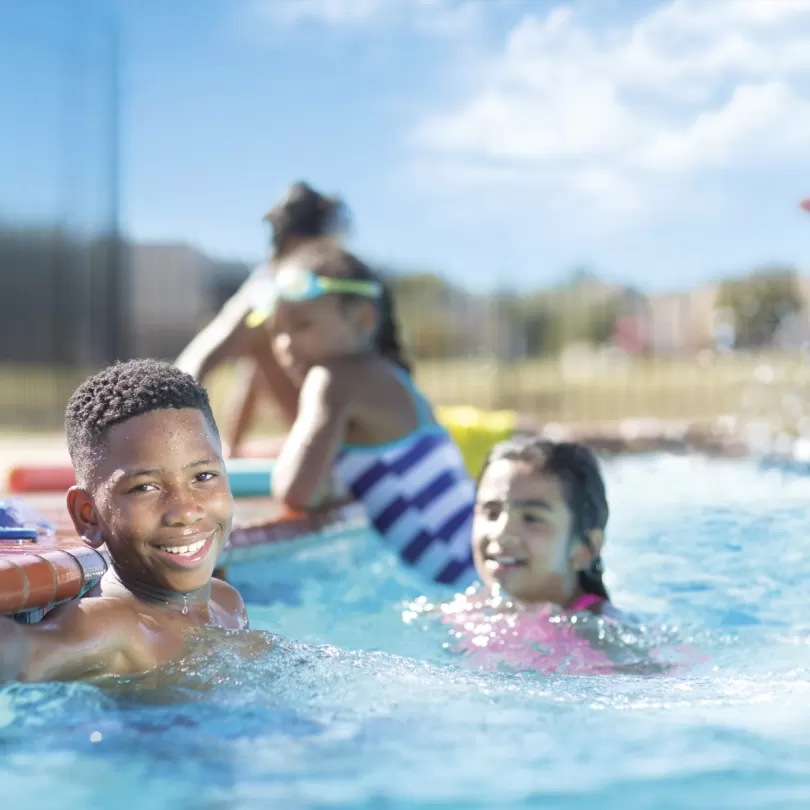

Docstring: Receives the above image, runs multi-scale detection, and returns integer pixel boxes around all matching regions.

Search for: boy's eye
[129,482,157,494]
[195,471,219,483]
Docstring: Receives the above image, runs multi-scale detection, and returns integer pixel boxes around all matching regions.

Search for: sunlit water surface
[4,455,810,809]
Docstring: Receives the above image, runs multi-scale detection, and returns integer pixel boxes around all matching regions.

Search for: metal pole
[105,3,124,363]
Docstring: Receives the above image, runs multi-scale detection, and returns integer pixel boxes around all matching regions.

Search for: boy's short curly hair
[65,359,219,486]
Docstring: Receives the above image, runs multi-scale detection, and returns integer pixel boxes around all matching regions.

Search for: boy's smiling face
[69,408,233,595]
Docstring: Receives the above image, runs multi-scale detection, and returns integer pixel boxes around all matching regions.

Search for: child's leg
[223,360,265,457]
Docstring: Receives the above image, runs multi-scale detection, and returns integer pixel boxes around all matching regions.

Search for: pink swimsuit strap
[568,593,604,613]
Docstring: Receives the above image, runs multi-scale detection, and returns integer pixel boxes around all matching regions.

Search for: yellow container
[435,405,516,479]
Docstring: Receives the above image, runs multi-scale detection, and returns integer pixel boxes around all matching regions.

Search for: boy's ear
[570,529,604,573]
[66,486,104,549]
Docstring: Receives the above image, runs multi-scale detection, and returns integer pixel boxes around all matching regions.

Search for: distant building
[612,288,650,354]
[643,286,719,355]
[127,242,252,359]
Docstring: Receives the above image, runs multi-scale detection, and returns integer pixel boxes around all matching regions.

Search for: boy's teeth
[159,537,207,556]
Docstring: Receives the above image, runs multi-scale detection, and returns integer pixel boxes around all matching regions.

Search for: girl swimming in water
[470,435,614,614]
[249,240,478,587]
[404,435,637,673]
[410,436,705,674]
[176,181,349,456]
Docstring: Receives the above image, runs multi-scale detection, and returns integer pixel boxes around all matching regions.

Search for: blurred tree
[715,267,805,348]
[522,304,555,355]
[388,271,472,359]
[521,284,624,355]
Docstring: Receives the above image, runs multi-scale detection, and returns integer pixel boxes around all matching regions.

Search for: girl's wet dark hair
[288,243,412,374]
[477,435,610,601]
[264,181,350,256]
[374,282,411,374]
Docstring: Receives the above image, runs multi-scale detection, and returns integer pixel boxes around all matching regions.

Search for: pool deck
[0,433,69,488]
[0,419,756,493]
[534,417,751,457]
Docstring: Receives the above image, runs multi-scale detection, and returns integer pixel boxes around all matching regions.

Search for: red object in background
[613,314,648,354]
[7,466,76,494]
[800,199,810,214]
[6,436,288,494]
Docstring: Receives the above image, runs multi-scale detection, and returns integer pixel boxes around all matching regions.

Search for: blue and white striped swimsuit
[333,370,476,587]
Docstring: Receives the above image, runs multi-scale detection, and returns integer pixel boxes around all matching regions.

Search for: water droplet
[90,731,102,743]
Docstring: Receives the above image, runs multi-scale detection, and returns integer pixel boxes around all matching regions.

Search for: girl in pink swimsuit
[406,436,675,674]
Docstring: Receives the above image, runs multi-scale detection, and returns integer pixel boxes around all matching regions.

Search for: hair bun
[264,181,350,251]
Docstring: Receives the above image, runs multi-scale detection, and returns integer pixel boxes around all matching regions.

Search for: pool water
[5,455,810,809]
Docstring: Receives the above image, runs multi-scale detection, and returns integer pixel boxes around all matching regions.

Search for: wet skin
[0,408,254,683]
[472,459,597,607]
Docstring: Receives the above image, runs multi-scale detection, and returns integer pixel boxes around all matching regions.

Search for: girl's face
[270,296,369,385]
[472,458,590,605]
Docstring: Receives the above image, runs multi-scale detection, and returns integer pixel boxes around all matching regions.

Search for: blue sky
[3,0,810,292]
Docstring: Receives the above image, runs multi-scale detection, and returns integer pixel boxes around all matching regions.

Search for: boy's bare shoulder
[211,578,249,630]
[43,593,143,634]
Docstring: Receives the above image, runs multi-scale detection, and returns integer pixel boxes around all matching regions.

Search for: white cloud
[249,0,494,36]
[251,0,385,27]
[408,0,810,216]
[641,82,810,172]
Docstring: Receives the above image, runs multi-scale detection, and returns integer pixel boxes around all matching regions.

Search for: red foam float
[6,437,287,494]
[1,496,364,622]
[7,465,76,495]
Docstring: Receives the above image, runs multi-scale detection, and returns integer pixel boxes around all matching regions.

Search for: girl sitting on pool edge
[240,239,478,587]
[176,181,350,457]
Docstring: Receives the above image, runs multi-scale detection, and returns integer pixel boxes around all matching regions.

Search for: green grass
[0,366,94,430]
[2,352,808,435]
[411,353,810,427]
[208,352,810,436]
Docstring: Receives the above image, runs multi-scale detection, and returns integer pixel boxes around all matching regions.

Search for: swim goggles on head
[246,266,382,327]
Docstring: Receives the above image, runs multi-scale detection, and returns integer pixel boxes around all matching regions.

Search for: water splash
[5,456,810,808]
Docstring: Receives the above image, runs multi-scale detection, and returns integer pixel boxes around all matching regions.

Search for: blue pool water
[5,455,810,809]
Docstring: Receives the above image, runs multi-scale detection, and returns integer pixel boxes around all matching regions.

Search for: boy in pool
[0,359,250,683]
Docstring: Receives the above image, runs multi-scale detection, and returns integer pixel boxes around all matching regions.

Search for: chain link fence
[0,0,123,427]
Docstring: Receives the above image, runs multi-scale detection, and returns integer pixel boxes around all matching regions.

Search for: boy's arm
[211,579,249,630]
[0,599,145,683]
